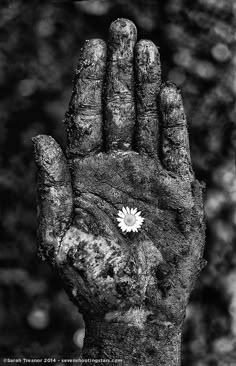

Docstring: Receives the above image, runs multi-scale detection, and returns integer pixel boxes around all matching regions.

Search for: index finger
[65,39,107,158]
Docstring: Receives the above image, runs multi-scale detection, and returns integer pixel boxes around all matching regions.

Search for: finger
[65,39,107,157]
[105,18,137,151]
[135,40,161,157]
[160,82,193,180]
[32,135,73,261]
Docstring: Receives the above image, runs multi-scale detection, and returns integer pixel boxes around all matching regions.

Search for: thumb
[32,135,73,262]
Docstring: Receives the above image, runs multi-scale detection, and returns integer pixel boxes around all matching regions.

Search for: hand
[33,18,205,340]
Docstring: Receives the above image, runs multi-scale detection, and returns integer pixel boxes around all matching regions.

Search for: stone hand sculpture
[33,18,206,366]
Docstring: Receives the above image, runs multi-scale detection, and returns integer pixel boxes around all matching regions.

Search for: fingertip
[108,19,137,61]
[32,135,70,184]
[135,40,161,81]
[160,81,178,96]
[77,39,107,78]
[32,134,55,147]
[75,38,107,83]
[32,134,61,162]
[135,39,159,57]
[109,18,137,43]
[135,39,161,82]
[160,82,182,111]
[83,39,107,61]
[136,39,156,48]
[84,38,106,52]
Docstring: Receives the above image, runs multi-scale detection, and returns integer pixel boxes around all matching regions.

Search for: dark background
[0,1,235,365]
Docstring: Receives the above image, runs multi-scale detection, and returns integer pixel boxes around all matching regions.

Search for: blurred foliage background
[0,0,235,365]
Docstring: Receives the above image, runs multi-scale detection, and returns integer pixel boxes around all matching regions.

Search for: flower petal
[137,217,144,223]
[118,211,125,218]
[122,207,127,215]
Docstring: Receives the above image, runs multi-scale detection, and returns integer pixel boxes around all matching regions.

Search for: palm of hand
[33,19,205,326]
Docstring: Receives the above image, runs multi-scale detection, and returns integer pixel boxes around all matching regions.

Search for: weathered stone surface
[33,18,206,366]
[65,39,107,157]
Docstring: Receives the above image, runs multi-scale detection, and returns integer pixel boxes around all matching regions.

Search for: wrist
[82,313,182,366]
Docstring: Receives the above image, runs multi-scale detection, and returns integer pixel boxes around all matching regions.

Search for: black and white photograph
[0,1,235,365]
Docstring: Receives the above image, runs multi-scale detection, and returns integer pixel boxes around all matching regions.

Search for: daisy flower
[117,207,144,233]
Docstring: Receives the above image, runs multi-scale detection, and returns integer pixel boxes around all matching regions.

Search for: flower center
[124,214,136,226]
